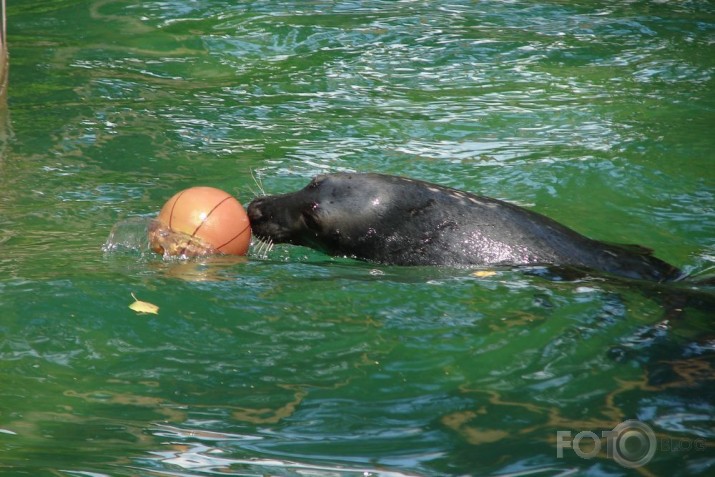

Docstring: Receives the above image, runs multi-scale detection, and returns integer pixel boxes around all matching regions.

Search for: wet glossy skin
[247,173,682,282]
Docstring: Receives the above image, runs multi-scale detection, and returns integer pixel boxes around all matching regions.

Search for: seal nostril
[247,202,263,221]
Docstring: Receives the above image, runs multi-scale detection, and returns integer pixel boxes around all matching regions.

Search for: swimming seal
[247,173,682,282]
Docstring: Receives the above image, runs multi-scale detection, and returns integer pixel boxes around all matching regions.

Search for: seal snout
[246,196,295,244]
[247,197,266,223]
[246,198,272,240]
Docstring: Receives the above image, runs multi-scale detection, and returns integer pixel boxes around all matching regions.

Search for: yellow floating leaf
[129,292,159,315]
[472,270,497,278]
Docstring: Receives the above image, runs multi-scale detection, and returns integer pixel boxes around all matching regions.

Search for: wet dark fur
[247,173,682,282]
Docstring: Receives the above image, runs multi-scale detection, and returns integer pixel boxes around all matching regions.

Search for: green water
[1,1,714,476]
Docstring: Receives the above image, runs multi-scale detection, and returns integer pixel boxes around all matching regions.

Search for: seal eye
[302,202,321,229]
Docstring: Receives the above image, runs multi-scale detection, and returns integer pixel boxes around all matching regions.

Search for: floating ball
[150,186,251,257]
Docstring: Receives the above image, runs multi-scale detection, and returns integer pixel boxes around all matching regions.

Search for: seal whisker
[252,237,274,259]
[250,168,266,197]
[260,238,274,258]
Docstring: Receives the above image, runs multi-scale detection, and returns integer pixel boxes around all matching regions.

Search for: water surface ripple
[1,1,714,476]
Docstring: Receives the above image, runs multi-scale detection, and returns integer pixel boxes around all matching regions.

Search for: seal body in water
[247,173,682,282]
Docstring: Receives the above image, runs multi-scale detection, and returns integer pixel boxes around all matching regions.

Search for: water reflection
[3,1,714,476]
[148,423,425,477]
[0,0,8,152]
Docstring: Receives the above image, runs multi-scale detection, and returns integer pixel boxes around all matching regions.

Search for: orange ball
[152,186,251,256]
